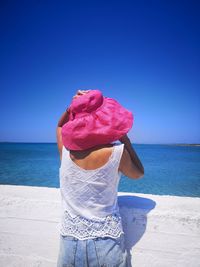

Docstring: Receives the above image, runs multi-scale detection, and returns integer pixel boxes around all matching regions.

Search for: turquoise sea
[0,143,200,197]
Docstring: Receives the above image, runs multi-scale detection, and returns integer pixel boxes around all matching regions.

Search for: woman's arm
[119,134,144,179]
[56,109,70,160]
[56,89,90,160]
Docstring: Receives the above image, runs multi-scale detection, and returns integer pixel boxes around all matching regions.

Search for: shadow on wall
[118,195,156,267]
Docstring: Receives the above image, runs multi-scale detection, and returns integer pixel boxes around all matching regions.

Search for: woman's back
[69,144,114,171]
[58,143,125,240]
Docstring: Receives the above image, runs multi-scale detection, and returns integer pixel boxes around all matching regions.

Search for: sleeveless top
[56,143,125,240]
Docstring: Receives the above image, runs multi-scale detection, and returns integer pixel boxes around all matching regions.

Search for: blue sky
[0,0,199,144]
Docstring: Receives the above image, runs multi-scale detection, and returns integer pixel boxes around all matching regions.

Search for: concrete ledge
[0,185,200,267]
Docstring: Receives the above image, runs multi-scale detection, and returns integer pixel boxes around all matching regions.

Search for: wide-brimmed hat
[61,90,133,150]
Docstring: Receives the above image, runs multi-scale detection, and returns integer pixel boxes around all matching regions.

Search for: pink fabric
[61,90,133,150]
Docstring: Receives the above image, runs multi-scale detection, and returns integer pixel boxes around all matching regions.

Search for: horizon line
[0,141,200,146]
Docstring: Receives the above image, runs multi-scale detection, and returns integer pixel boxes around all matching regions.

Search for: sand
[0,184,199,267]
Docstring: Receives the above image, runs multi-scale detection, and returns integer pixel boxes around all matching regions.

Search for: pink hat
[61,90,134,150]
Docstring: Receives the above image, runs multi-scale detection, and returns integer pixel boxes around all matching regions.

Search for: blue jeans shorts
[56,234,128,267]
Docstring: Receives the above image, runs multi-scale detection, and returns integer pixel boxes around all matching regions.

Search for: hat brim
[62,97,133,150]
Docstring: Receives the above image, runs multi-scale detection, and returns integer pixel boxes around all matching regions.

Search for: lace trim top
[57,210,123,240]
[57,143,124,240]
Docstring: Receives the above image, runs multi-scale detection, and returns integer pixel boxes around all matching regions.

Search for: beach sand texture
[0,185,200,267]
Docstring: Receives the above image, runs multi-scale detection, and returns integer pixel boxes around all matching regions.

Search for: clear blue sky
[0,0,199,144]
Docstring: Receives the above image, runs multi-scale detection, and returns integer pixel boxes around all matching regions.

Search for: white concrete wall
[118,192,200,267]
[0,185,200,267]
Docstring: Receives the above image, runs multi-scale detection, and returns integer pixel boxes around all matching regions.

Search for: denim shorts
[56,234,128,267]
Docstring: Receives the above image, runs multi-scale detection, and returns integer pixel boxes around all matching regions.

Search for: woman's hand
[73,90,90,99]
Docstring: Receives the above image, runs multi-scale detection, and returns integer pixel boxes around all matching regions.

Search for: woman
[56,89,144,267]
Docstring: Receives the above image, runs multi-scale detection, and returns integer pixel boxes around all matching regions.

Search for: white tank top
[57,143,125,240]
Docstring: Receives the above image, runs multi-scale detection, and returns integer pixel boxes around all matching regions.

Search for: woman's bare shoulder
[70,144,114,170]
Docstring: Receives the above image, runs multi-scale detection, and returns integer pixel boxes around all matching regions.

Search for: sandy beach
[0,184,200,267]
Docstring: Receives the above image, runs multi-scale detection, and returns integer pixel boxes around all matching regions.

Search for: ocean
[0,143,199,197]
